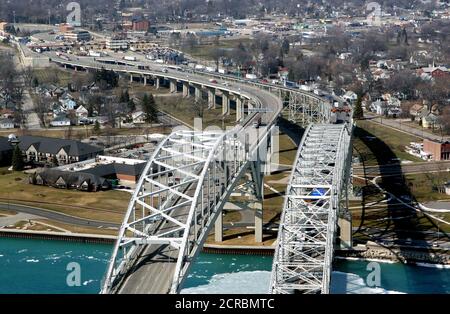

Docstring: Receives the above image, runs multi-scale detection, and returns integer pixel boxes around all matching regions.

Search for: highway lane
[0,203,119,229]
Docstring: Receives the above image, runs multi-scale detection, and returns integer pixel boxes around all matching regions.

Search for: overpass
[47,54,352,294]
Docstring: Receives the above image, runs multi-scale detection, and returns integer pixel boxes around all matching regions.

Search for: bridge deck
[270,124,350,294]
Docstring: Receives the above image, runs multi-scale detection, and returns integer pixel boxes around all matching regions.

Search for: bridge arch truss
[270,123,353,294]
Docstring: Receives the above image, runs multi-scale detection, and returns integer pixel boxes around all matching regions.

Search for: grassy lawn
[354,120,423,166]
[404,173,450,202]
[0,168,130,223]
[273,132,298,165]
[32,67,90,86]
[158,96,237,128]
[179,38,251,61]
[0,126,169,140]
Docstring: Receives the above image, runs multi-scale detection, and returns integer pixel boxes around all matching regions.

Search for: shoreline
[0,229,448,267]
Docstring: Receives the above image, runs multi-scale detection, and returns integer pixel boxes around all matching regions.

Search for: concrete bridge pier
[208,89,216,109]
[182,82,190,97]
[338,212,353,249]
[143,76,147,86]
[194,86,202,102]
[129,74,133,83]
[155,77,160,89]
[169,79,177,93]
[236,97,244,122]
[214,212,223,242]
[222,92,230,115]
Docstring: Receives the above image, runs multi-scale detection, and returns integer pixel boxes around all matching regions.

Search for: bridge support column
[194,86,202,102]
[155,77,160,89]
[208,89,216,109]
[254,202,263,243]
[182,82,190,97]
[215,212,223,242]
[338,213,352,249]
[130,74,133,83]
[236,97,243,122]
[222,92,230,115]
[170,80,177,93]
[143,76,147,86]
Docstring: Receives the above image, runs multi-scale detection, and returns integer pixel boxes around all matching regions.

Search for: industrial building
[63,30,91,42]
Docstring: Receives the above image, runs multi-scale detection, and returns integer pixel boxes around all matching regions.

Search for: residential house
[417,65,449,80]
[18,135,104,165]
[60,97,77,111]
[343,91,358,103]
[50,115,71,127]
[0,118,15,129]
[132,111,146,124]
[75,105,89,119]
[409,103,424,121]
[31,168,111,192]
[0,108,14,119]
[370,99,385,115]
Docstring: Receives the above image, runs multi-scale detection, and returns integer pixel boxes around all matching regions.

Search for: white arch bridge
[47,55,353,294]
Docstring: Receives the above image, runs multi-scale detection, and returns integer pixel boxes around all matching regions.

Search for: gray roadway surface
[0,203,119,229]
[52,53,285,293]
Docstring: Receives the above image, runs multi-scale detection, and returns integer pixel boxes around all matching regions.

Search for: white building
[50,116,71,127]
[106,37,129,50]
[132,111,146,124]
[0,118,15,129]
[76,105,89,118]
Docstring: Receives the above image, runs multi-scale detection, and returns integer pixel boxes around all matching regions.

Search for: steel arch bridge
[101,123,278,294]
[270,123,353,294]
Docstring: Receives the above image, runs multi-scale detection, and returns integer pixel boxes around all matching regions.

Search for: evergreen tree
[120,89,130,103]
[93,120,101,134]
[353,95,364,120]
[12,145,24,171]
[51,155,59,167]
[142,93,158,123]
[32,77,39,88]
[128,98,136,112]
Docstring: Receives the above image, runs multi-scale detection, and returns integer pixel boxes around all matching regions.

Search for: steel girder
[270,123,352,294]
[285,91,331,126]
[101,125,276,294]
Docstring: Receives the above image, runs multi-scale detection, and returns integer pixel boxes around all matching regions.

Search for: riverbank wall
[0,230,448,265]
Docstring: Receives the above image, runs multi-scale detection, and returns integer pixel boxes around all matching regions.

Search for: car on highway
[162,68,168,73]
[209,79,218,83]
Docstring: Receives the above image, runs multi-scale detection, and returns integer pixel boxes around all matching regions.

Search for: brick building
[423,139,450,161]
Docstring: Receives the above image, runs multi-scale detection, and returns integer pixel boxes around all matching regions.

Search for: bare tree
[34,96,49,127]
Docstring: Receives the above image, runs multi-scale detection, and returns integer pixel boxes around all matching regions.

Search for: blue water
[0,237,449,294]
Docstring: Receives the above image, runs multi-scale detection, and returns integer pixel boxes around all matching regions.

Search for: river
[0,238,448,294]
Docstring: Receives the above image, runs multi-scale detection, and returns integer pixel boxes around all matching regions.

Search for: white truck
[245,73,257,80]
[124,56,137,61]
